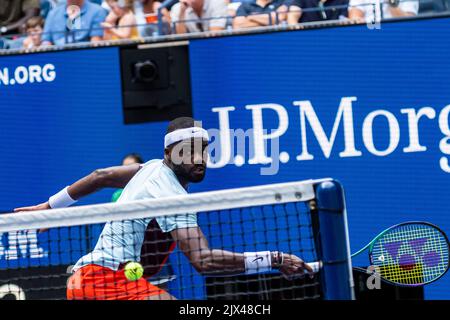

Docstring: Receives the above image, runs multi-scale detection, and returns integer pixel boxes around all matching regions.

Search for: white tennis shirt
[72,159,198,272]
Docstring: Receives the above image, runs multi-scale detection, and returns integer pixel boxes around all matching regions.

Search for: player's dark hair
[122,153,144,164]
[166,117,200,134]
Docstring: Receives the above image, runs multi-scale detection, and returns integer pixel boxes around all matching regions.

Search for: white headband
[164,127,210,148]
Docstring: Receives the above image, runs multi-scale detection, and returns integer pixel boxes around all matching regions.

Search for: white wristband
[244,251,272,275]
[48,186,77,209]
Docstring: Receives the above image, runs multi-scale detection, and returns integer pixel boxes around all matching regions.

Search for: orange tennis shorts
[66,264,167,300]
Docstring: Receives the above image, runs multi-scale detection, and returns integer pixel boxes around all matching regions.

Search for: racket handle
[306,261,322,273]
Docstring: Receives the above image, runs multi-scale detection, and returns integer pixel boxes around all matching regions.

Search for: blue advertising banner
[189,17,450,299]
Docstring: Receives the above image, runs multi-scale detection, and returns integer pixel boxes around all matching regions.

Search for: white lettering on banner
[208,97,450,175]
[207,105,286,175]
[362,110,400,157]
[401,107,436,153]
[233,128,253,167]
[15,66,29,85]
[28,65,43,83]
[0,67,9,85]
[207,106,235,168]
[245,103,288,165]
[43,64,56,82]
[0,64,56,87]
[439,104,450,173]
[294,97,362,161]
[0,230,47,261]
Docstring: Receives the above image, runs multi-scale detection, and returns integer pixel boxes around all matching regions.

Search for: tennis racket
[306,221,449,286]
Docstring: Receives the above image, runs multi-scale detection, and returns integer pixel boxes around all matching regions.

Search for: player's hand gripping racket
[305,222,449,286]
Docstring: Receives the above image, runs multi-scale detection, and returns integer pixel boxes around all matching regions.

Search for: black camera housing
[120,44,192,124]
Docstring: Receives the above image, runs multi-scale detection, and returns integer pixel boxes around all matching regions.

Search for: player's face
[169,138,208,183]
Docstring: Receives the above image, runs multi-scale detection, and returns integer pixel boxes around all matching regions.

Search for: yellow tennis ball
[124,262,144,281]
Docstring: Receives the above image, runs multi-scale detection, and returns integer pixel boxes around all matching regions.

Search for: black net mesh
[0,195,321,300]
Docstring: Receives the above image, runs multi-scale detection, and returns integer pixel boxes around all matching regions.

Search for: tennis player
[15,117,313,300]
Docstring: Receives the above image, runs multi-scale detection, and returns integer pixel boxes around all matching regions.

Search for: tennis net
[0,179,354,300]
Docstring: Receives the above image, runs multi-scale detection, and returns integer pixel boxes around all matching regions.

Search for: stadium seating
[419,0,447,13]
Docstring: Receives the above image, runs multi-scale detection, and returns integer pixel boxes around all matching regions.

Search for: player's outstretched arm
[14,164,142,212]
[68,164,142,199]
[171,226,313,278]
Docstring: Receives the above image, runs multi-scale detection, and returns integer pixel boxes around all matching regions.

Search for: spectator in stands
[23,16,45,48]
[40,0,64,19]
[348,0,418,21]
[233,0,288,29]
[287,0,348,24]
[123,153,144,166]
[226,0,243,18]
[170,0,228,34]
[102,0,140,40]
[134,0,172,36]
[42,0,108,46]
[0,0,40,36]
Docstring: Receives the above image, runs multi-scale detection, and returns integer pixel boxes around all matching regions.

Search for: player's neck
[163,159,189,190]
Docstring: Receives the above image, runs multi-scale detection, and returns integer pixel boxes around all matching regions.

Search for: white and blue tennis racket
[307,222,449,286]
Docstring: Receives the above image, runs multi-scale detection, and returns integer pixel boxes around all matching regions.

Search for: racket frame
[362,221,450,287]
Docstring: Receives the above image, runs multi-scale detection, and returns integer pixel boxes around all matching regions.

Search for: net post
[314,180,355,300]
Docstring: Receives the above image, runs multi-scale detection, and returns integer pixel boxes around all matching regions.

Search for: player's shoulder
[138,159,165,180]
[141,159,163,168]
[139,160,184,192]
[152,163,187,196]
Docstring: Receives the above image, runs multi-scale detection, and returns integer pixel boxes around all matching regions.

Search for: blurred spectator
[0,0,40,36]
[170,0,228,34]
[40,0,64,19]
[102,0,140,40]
[111,153,144,202]
[42,0,108,46]
[122,152,144,165]
[348,0,418,21]
[226,0,243,17]
[227,4,238,17]
[134,0,171,36]
[287,0,348,24]
[233,0,288,29]
[23,16,45,48]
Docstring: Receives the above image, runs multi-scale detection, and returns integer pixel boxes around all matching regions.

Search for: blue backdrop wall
[0,16,449,299]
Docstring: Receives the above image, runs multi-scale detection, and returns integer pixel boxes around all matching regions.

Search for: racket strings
[370,224,449,285]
